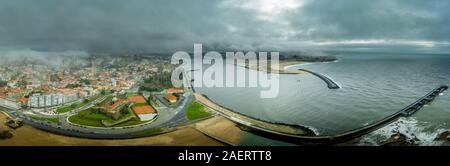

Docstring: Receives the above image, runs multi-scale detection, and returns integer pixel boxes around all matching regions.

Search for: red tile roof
[17,98,29,104]
[127,96,147,104]
[132,105,156,115]
[107,99,126,110]
[167,88,183,93]
[164,94,177,102]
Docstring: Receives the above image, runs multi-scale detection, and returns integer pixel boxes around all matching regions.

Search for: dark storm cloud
[290,0,450,42]
[0,0,228,52]
[0,0,449,53]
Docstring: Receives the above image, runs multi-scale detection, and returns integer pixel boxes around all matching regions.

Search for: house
[17,98,29,106]
[166,88,184,94]
[164,94,177,103]
[132,105,157,121]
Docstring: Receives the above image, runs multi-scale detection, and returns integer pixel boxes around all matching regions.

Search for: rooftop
[17,98,29,104]
[107,99,126,110]
[164,94,177,101]
[166,88,183,93]
[128,96,147,103]
[132,105,156,115]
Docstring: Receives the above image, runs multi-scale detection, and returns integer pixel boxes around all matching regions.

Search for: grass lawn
[186,101,212,121]
[56,106,72,114]
[68,109,112,127]
[47,118,60,123]
[68,115,104,127]
[78,109,110,120]
[102,108,135,123]
[126,92,140,97]
[68,108,148,127]
[30,116,60,124]
[56,95,101,114]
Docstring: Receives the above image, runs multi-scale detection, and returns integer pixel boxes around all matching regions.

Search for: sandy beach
[234,60,306,74]
[270,61,308,74]
[0,114,225,146]
[195,116,244,145]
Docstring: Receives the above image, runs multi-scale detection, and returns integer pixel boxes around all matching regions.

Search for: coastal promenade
[193,93,316,136]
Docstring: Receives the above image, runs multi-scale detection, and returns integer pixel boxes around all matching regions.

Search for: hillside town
[0,55,174,110]
[0,53,220,142]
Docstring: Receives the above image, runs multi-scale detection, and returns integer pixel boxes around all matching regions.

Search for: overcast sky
[1,0,450,53]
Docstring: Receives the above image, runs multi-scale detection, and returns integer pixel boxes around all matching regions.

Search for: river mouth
[194,53,450,145]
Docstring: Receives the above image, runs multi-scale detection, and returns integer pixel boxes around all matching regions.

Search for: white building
[137,113,157,121]
[26,80,41,89]
[111,78,117,87]
[0,98,20,110]
[27,93,79,108]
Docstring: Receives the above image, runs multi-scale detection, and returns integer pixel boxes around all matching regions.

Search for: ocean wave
[304,125,321,135]
[357,117,448,146]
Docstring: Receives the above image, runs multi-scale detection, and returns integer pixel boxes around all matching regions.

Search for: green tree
[140,71,173,92]
[0,80,7,87]
[16,79,27,87]
[66,83,81,88]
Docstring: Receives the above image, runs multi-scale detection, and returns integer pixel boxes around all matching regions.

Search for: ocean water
[195,52,450,145]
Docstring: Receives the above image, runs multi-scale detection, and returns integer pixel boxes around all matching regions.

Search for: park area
[67,94,154,128]
[68,107,149,127]
[55,95,101,114]
[186,101,212,121]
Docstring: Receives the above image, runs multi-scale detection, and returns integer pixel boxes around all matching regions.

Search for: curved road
[3,93,195,138]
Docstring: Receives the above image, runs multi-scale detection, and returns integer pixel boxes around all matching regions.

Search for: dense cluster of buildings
[0,56,174,109]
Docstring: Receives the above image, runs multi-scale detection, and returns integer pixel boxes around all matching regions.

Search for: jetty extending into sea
[195,85,448,145]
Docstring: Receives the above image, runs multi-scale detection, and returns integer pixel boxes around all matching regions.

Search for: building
[166,88,184,94]
[0,98,20,110]
[111,78,117,87]
[132,105,157,121]
[26,80,41,89]
[27,93,79,108]
[17,98,29,106]
[127,96,147,104]
[164,94,177,103]
[93,98,128,120]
